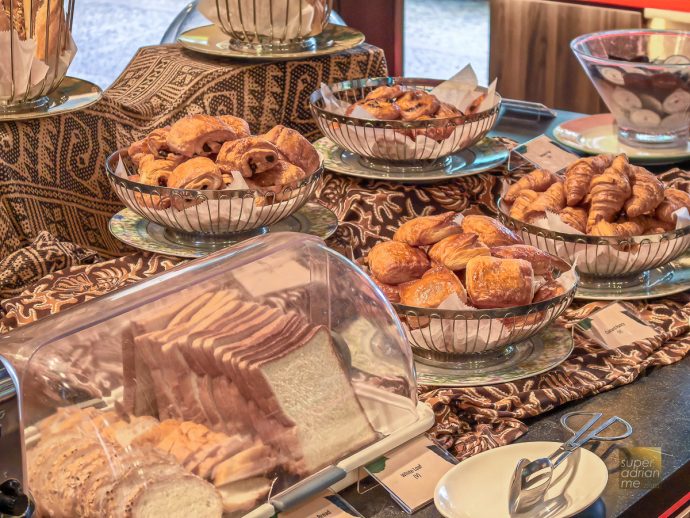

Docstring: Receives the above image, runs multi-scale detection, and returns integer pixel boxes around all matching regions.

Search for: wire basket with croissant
[497,153,690,282]
[309,77,501,167]
[106,115,323,237]
[362,212,578,365]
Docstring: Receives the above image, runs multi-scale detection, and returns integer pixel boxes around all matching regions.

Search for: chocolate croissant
[428,233,490,270]
[263,125,321,174]
[564,154,612,207]
[465,256,534,309]
[167,115,250,157]
[624,166,665,218]
[128,127,174,167]
[490,244,570,276]
[393,212,462,246]
[216,137,281,178]
[399,266,467,308]
[367,241,430,285]
[655,188,690,224]
[138,155,177,187]
[168,157,223,191]
[586,154,632,231]
[504,169,557,203]
[461,215,523,247]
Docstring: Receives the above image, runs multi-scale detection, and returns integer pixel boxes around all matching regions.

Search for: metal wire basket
[497,198,690,287]
[105,149,322,244]
[393,274,577,368]
[309,77,502,170]
[0,0,76,113]
[205,0,332,52]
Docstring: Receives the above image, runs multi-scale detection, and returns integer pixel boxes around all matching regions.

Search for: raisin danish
[167,115,250,157]
[263,125,321,174]
[216,137,281,178]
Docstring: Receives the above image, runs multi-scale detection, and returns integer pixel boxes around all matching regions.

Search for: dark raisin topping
[267,156,274,162]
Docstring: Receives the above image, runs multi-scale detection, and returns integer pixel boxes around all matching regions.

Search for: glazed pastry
[532,181,566,214]
[461,215,523,247]
[558,207,588,233]
[396,90,440,121]
[393,212,462,246]
[586,154,632,231]
[624,166,665,218]
[532,280,566,303]
[216,137,281,178]
[399,267,467,308]
[509,190,541,223]
[167,157,223,191]
[465,256,534,309]
[588,219,644,237]
[489,245,570,276]
[138,155,176,187]
[564,154,613,206]
[504,169,557,203]
[166,115,250,157]
[416,102,464,141]
[373,278,401,303]
[263,125,321,174]
[428,233,491,270]
[365,85,405,101]
[128,128,174,167]
[346,99,401,120]
[655,188,690,224]
[367,241,430,285]
[246,160,307,192]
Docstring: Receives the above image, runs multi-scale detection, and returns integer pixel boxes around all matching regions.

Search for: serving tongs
[508,412,633,515]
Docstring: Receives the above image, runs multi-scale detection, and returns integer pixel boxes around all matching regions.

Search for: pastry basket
[392,273,578,369]
[309,77,502,171]
[105,149,322,245]
[497,198,690,291]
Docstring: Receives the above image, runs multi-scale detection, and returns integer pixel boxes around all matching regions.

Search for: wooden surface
[335,0,403,76]
[489,0,643,113]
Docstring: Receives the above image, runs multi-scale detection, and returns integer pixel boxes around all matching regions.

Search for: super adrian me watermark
[619,447,662,489]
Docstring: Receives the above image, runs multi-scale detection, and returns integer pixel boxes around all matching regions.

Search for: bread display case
[0,232,433,518]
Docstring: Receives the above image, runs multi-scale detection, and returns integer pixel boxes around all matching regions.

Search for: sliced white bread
[128,474,223,518]
[212,442,278,486]
[217,476,272,514]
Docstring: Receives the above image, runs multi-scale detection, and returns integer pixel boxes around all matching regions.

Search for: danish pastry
[216,137,281,178]
[246,160,307,192]
[393,212,462,246]
[489,245,569,276]
[373,278,401,303]
[346,99,401,120]
[504,169,557,203]
[415,103,464,141]
[367,241,430,285]
[365,85,405,101]
[138,155,177,187]
[168,157,223,191]
[428,233,490,270]
[399,267,467,308]
[263,125,321,174]
[128,128,176,167]
[465,256,534,309]
[396,90,441,121]
[624,166,665,218]
[461,215,523,247]
[655,188,690,224]
[532,280,566,303]
[586,154,632,231]
[167,115,250,157]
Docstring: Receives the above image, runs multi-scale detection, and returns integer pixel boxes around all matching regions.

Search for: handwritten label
[510,135,579,173]
[280,492,362,518]
[364,435,457,513]
[575,302,660,350]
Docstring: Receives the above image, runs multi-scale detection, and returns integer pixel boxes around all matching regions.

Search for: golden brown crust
[461,215,523,247]
[533,181,566,214]
[586,154,632,231]
[0,0,26,39]
[168,157,223,191]
[216,137,281,178]
[393,212,462,246]
[137,155,177,187]
[558,206,588,233]
[396,90,441,121]
[35,0,66,60]
[465,256,534,309]
[372,278,401,303]
[625,166,665,218]
[399,267,467,308]
[263,125,321,174]
[346,99,401,120]
[490,244,569,276]
[428,233,491,270]
[655,188,690,224]
[532,280,566,303]
[509,190,541,223]
[628,215,674,234]
[504,169,557,203]
[564,154,612,206]
[588,219,644,237]
[365,85,405,101]
[167,115,250,157]
[367,241,430,285]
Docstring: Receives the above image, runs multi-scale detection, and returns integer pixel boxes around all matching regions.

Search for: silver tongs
[508,412,633,515]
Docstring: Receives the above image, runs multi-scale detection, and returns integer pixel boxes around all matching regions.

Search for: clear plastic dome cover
[0,232,420,517]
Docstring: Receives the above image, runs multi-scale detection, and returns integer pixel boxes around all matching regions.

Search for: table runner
[0,43,387,259]
[3,162,689,462]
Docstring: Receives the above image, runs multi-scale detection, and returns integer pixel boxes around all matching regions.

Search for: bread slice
[217,476,272,514]
[129,474,223,518]
[212,442,278,486]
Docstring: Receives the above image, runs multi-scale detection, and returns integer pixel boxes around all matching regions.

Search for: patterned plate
[414,326,573,387]
[576,253,690,301]
[315,137,509,183]
[0,77,102,121]
[178,24,364,60]
[553,113,690,166]
[109,203,339,258]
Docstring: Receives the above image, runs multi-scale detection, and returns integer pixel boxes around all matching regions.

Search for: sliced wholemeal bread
[129,474,223,518]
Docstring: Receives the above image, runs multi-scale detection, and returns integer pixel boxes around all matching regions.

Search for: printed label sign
[280,492,362,518]
[510,135,579,173]
[575,302,660,350]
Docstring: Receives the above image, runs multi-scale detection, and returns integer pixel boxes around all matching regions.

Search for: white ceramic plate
[553,113,690,166]
[434,441,608,518]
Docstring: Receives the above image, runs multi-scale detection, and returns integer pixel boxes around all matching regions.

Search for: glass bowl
[105,149,322,243]
[309,77,502,170]
[571,29,690,150]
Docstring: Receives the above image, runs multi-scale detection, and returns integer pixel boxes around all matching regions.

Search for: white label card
[575,302,660,350]
[279,491,362,518]
[510,135,580,174]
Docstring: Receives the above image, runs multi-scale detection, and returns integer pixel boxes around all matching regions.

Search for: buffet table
[1,43,689,517]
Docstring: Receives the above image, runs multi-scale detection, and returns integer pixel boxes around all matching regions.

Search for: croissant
[490,245,570,276]
[586,154,632,231]
[532,280,566,303]
[168,157,223,191]
[393,212,462,246]
[167,115,250,157]
[504,169,557,203]
[655,188,690,224]
[399,267,467,308]
[509,190,541,223]
[565,154,613,206]
[367,241,430,285]
[428,233,491,270]
[628,215,674,234]
[558,206,587,233]
[588,219,644,237]
[465,256,534,309]
[624,166,665,218]
[461,215,523,247]
[263,125,321,174]
[532,181,566,214]
[137,155,177,187]
[216,137,281,178]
